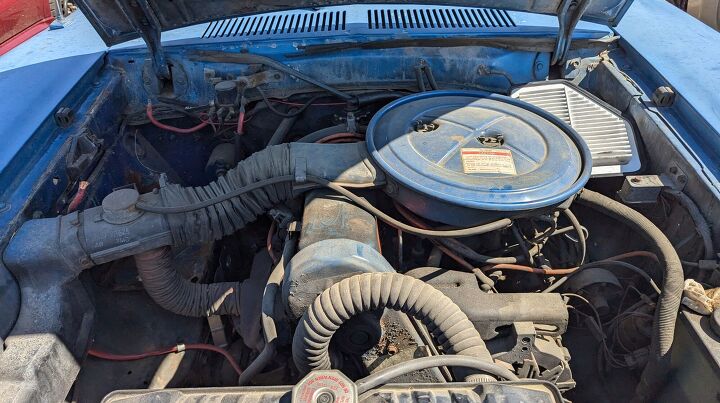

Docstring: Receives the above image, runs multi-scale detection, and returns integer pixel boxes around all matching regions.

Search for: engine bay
[2,43,719,403]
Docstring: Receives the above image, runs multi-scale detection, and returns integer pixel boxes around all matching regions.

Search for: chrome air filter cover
[366,90,592,225]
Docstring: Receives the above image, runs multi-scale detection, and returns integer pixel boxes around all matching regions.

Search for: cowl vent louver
[202,11,347,38]
[200,6,517,39]
[512,82,641,177]
[367,8,515,30]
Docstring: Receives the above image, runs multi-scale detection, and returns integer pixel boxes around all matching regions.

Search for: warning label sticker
[460,148,517,175]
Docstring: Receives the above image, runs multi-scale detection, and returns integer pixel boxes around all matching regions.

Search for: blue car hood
[74,0,633,47]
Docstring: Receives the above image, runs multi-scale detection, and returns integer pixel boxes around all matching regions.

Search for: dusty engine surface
[2,85,690,403]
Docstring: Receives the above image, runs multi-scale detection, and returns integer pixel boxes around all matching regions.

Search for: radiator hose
[576,189,683,402]
[292,272,494,374]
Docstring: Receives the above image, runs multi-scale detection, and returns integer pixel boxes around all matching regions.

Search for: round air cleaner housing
[366,90,592,226]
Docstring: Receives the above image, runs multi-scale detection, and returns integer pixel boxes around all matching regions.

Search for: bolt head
[315,391,335,403]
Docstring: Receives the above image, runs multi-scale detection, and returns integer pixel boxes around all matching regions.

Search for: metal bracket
[122,0,169,79]
[663,162,688,190]
[207,70,284,89]
[552,0,594,65]
[66,130,104,182]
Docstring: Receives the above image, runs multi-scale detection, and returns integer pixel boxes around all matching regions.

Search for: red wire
[88,347,177,361]
[146,103,209,134]
[479,251,659,276]
[480,263,579,276]
[236,110,246,135]
[67,181,89,213]
[87,343,243,377]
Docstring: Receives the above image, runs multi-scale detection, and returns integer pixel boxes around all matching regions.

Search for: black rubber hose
[575,189,683,402]
[663,189,714,260]
[134,247,242,317]
[422,64,440,90]
[355,355,519,394]
[350,91,405,107]
[305,176,513,238]
[237,236,296,385]
[266,116,298,146]
[292,272,493,374]
[563,209,586,264]
[257,88,329,118]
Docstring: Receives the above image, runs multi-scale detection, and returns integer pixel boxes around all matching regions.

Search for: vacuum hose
[576,189,683,402]
[292,272,493,374]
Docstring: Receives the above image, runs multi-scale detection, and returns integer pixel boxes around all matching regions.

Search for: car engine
[1,46,717,403]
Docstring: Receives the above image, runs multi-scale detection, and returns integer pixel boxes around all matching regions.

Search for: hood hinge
[552,0,594,65]
[121,0,169,79]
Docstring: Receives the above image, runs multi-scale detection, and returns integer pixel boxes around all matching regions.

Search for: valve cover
[366,91,591,225]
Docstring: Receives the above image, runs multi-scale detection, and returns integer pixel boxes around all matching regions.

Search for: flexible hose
[663,189,714,260]
[237,237,295,385]
[576,189,683,402]
[266,116,298,146]
[355,355,518,394]
[292,272,493,374]
[149,144,295,245]
[563,209,586,264]
[137,176,295,214]
[305,176,512,238]
[134,247,242,317]
[394,201,519,264]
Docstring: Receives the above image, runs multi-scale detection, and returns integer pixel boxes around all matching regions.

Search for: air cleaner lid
[366,91,591,212]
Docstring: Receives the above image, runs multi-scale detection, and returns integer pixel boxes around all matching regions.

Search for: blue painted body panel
[0,53,103,175]
[0,53,105,238]
[615,0,720,189]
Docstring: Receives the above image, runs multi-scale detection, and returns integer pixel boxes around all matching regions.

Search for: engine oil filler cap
[366,91,592,225]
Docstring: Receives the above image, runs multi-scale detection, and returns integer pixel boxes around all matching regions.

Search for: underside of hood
[75,0,633,47]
